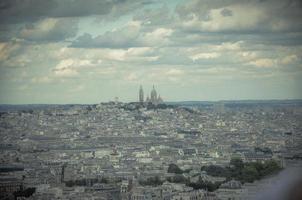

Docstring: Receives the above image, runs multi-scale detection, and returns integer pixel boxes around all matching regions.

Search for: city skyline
[1,0,302,104]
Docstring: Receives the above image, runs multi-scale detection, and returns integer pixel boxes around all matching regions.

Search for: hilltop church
[139,85,163,105]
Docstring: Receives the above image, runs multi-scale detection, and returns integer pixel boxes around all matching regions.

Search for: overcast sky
[0,0,302,104]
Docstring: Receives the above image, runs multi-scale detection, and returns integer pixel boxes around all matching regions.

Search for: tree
[168,163,183,174]
[187,177,220,192]
[261,160,281,176]
[230,157,244,170]
[168,174,189,184]
[201,165,229,177]
[241,165,259,183]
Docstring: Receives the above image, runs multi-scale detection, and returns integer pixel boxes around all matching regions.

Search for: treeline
[139,164,221,191]
[139,158,282,191]
[201,158,282,183]
[139,174,220,192]
[163,163,221,191]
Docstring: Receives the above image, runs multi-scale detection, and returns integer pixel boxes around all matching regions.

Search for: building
[145,85,163,105]
[139,86,144,104]
[0,177,22,199]
[215,180,246,200]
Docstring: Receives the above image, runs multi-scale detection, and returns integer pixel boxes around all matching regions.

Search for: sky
[0,0,302,104]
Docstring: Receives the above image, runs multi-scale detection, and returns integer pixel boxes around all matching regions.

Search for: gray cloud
[0,0,57,24]
[176,0,302,33]
[132,6,174,27]
[0,0,154,24]
[0,0,156,43]
[18,18,78,42]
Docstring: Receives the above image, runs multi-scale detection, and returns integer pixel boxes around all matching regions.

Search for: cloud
[220,8,233,17]
[144,28,173,43]
[31,76,52,83]
[133,6,174,27]
[19,18,78,42]
[124,72,139,81]
[105,47,158,62]
[0,42,21,62]
[180,5,267,32]
[53,58,101,77]
[0,0,155,44]
[249,58,276,67]
[0,0,153,24]
[0,0,57,24]
[71,21,141,48]
[0,41,33,68]
[53,66,79,77]
[71,21,173,49]
[165,69,184,76]
[177,0,302,33]
[212,41,243,51]
[190,52,220,61]
[280,55,298,65]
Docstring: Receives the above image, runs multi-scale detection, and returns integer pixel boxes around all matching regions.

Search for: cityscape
[1,0,302,199]
[0,87,302,199]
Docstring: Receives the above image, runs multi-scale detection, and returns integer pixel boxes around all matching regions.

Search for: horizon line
[0,98,302,106]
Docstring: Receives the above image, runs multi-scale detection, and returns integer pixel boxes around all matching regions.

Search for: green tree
[168,163,183,174]
[241,165,259,183]
[201,165,229,177]
[187,177,221,192]
[261,160,281,176]
[230,157,244,170]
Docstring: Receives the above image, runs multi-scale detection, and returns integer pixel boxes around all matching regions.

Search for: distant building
[0,177,22,199]
[139,85,144,104]
[214,101,225,113]
[147,85,163,105]
[243,152,272,163]
[138,85,163,105]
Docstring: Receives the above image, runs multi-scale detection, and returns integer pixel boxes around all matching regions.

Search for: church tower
[139,85,144,103]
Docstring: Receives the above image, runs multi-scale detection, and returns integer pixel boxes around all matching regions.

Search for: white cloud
[165,69,184,76]
[212,41,243,51]
[190,52,220,61]
[280,55,298,65]
[54,67,78,77]
[249,58,276,67]
[146,28,173,38]
[53,58,101,77]
[238,51,258,61]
